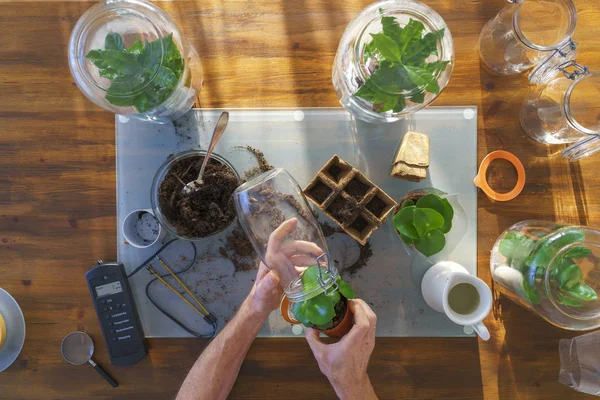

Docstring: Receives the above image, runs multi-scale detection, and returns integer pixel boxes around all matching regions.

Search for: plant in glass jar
[290,266,356,334]
[354,15,449,114]
[392,193,453,257]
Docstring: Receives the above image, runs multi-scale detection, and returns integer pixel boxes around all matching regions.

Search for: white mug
[421,261,492,341]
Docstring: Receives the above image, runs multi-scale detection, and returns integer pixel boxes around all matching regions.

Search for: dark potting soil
[158,155,239,238]
[345,242,373,277]
[327,196,357,224]
[308,180,333,204]
[222,227,258,273]
[328,164,343,182]
[329,297,347,330]
[366,196,387,218]
[345,178,370,200]
[350,215,370,234]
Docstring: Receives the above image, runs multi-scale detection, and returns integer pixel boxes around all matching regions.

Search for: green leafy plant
[354,13,449,114]
[499,228,598,306]
[393,193,453,257]
[292,266,356,330]
[86,32,184,113]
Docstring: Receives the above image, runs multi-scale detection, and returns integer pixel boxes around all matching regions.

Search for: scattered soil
[366,196,387,218]
[238,145,274,180]
[327,196,357,224]
[158,155,239,238]
[345,242,373,276]
[345,178,370,200]
[320,221,343,237]
[223,227,258,273]
[349,215,370,234]
[246,185,312,233]
[308,180,333,204]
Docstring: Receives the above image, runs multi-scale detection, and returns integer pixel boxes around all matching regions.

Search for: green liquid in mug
[448,283,480,315]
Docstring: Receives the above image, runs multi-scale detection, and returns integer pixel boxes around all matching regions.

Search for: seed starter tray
[304,155,396,245]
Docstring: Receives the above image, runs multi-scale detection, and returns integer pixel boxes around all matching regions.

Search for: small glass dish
[332,0,454,123]
[150,150,241,240]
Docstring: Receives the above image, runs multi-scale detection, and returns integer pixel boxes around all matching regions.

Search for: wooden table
[1,0,599,398]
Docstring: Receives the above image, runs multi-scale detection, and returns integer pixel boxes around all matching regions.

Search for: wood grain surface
[1,0,600,398]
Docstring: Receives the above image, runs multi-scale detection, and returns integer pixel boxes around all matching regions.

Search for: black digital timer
[86,262,148,366]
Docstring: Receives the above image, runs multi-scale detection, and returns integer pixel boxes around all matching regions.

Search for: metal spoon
[183,111,229,194]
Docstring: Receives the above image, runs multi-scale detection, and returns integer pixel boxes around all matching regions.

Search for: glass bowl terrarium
[491,220,600,331]
[332,0,454,123]
[151,150,241,240]
[69,0,203,123]
[233,168,356,337]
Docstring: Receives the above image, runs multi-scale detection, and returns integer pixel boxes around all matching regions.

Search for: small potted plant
[280,266,356,337]
[392,188,465,257]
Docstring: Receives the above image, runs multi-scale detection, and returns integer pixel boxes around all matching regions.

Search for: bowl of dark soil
[151,150,241,240]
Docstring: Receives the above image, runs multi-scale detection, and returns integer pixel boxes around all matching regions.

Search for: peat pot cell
[348,215,374,239]
[345,176,370,201]
[326,196,356,225]
[366,195,389,219]
[307,180,333,204]
[325,160,352,183]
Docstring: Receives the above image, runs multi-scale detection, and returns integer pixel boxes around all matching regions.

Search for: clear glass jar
[233,168,338,303]
[478,0,577,75]
[521,59,600,159]
[150,150,241,240]
[69,0,202,123]
[491,221,600,330]
[332,0,454,123]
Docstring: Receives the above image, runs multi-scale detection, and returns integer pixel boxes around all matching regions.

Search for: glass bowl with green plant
[491,221,600,331]
[69,0,203,122]
[391,188,467,258]
[332,0,454,123]
[280,266,356,337]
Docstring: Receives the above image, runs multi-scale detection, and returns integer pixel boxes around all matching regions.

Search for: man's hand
[305,299,378,400]
[246,262,283,318]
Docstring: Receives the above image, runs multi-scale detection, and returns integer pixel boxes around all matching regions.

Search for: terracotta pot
[279,295,354,338]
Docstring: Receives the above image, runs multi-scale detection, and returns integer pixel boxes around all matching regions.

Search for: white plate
[0,288,26,372]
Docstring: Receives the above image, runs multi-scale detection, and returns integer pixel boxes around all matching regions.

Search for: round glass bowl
[151,150,241,240]
[68,0,203,122]
[332,0,454,123]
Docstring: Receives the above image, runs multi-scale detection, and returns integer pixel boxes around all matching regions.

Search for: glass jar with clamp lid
[478,0,577,75]
[520,46,600,160]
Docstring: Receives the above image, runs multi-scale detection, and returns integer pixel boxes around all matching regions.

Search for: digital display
[95,281,123,297]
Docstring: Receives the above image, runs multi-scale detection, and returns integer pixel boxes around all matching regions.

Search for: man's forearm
[176,297,267,400]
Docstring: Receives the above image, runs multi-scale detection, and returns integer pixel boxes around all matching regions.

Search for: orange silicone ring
[473,151,526,202]
[279,296,300,325]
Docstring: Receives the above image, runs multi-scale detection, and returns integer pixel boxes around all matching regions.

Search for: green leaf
[499,231,530,260]
[105,32,124,51]
[154,66,178,90]
[392,95,407,113]
[413,208,444,238]
[304,294,336,326]
[410,91,425,103]
[564,283,598,302]
[292,301,313,326]
[315,320,333,330]
[133,94,150,113]
[425,60,450,75]
[557,292,582,307]
[404,65,440,94]
[301,265,323,287]
[522,279,541,305]
[370,33,401,62]
[557,263,583,290]
[373,90,399,113]
[439,198,454,234]
[416,194,444,215]
[413,229,445,257]
[101,49,141,76]
[338,280,356,299]
[400,233,414,245]
[393,206,419,239]
[126,38,144,56]
[325,290,340,306]
[381,15,403,46]
[105,75,147,106]
[564,245,592,259]
[403,28,444,65]
[399,19,425,53]
[401,199,414,209]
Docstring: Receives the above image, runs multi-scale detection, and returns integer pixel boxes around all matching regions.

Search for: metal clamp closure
[559,60,589,80]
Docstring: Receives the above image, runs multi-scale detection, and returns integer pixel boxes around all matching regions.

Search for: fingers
[305,327,324,353]
[344,299,377,341]
[289,255,319,268]
[256,262,270,281]
[281,240,323,258]
[267,218,298,252]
